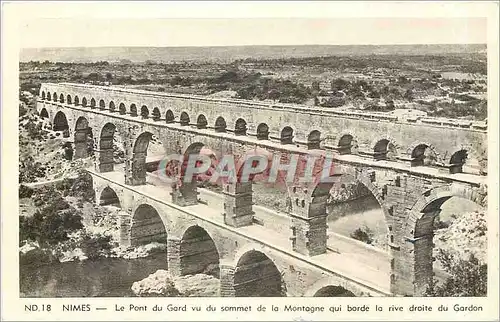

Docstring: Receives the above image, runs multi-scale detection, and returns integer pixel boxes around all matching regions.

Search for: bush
[68,170,95,202]
[19,248,57,266]
[425,250,487,297]
[350,227,373,244]
[80,232,112,260]
[19,199,83,246]
[19,184,34,198]
[19,156,46,183]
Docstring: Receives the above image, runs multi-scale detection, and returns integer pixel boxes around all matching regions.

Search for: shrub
[80,232,112,260]
[350,227,373,244]
[19,198,83,246]
[425,250,487,297]
[19,248,57,266]
[19,184,34,198]
[68,170,95,202]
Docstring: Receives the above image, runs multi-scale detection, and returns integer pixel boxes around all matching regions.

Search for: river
[20,253,168,298]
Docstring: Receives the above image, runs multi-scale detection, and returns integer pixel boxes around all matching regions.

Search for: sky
[6,2,491,48]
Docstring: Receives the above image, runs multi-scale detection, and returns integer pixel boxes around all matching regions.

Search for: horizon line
[20,43,488,50]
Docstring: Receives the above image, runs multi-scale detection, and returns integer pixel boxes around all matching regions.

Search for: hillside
[20,44,487,64]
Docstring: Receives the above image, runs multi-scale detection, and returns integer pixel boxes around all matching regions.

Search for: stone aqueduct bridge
[37,83,487,297]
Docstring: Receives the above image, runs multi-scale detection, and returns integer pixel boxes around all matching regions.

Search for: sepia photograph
[2,1,499,321]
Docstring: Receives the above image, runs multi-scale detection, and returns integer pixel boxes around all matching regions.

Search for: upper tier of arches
[39,89,480,174]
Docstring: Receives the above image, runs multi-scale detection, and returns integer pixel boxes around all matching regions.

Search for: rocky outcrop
[131,269,220,297]
[434,210,487,263]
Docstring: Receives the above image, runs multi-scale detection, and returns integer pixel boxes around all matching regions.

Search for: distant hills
[20,44,487,63]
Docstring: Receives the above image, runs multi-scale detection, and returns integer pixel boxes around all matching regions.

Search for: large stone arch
[128,131,153,185]
[288,164,391,256]
[130,204,168,247]
[233,249,286,297]
[303,277,367,297]
[174,141,211,206]
[74,116,92,159]
[52,111,69,137]
[98,186,122,208]
[397,183,486,296]
[98,122,116,172]
[176,225,220,277]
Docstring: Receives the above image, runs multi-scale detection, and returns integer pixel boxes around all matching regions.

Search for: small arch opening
[280,126,294,144]
[234,250,285,297]
[196,114,208,129]
[307,130,321,149]
[374,139,397,161]
[130,104,138,116]
[448,149,468,174]
[411,144,438,166]
[152,108,161,121]
[141,105,149,119]
[119,103,126,115]
[166,110,175,123]
[214,117,227,132]
[234,118,247,136]
[99,187,121,208]
[257,123,269,140]
[338,134,356,154]
[314,285,355,297]
[180,112,190,126]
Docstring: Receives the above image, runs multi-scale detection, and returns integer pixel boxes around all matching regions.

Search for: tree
[80,232,112,260]
[425,250,487,297]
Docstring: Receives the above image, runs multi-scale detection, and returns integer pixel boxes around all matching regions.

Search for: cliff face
[434,210,487,264]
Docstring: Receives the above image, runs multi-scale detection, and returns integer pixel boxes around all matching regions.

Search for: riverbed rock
[131,270,179,296]
[131,269,220,297]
